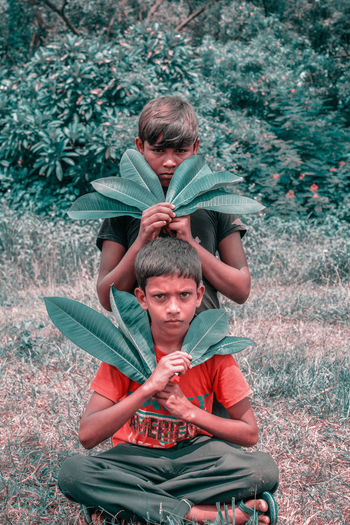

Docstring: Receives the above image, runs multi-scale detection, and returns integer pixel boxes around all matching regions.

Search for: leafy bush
[0,30,199,214]
[0,2,349,219]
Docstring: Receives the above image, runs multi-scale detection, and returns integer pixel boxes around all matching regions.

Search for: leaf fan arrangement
[44,288,255,383]
[68,149,264,220]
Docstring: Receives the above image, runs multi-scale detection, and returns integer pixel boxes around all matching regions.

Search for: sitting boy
[58,238,279,524]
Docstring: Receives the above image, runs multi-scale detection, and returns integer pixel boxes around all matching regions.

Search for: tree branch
[186,0,194,15]
[175,1,214,32]
[39,0,80,35]
[106,6,119,41]
[146,0,164,22]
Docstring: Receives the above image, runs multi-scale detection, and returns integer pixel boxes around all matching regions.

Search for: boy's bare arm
[97,203,175,310]
[167,217,251,304]
[154,383,258,447]
[79,352,192,449]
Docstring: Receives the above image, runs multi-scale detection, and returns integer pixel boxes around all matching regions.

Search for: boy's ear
[193,138,200,155]
[134,287,148,310]
[196,283,205,307]
[135,137,144,154]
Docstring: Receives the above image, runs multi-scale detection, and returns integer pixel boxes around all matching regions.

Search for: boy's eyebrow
[150,143,194,150]
[148,287,195,294]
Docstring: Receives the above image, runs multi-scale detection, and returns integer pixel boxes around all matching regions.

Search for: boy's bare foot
[236,499,270,524]
[186,498,270,524]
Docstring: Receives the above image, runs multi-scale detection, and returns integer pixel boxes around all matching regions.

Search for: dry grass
[1,211,349,524]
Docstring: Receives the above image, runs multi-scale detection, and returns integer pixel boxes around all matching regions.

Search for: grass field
[1,209,349,524]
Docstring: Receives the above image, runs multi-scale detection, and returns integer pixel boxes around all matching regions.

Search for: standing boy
[96,96,250,314]
[58,238,278,524]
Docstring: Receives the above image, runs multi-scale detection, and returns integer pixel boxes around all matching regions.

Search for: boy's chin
[158,175,172,187]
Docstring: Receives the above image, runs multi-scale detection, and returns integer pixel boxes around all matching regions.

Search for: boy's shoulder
[91,361,131,404]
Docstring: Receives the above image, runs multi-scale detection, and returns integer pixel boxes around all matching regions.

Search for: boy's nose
[163,153,177,168]
[166,297,180,313]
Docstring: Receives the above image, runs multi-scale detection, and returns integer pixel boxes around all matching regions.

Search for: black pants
[58,436,279,523]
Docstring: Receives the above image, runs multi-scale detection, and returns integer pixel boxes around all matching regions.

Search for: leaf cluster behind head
[68,149,264,219]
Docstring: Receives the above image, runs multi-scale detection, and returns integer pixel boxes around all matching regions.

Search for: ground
[1,214,349,524]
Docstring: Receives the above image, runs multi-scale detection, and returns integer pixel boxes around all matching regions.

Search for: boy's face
[135,274,204,349]
[135,137,200,189]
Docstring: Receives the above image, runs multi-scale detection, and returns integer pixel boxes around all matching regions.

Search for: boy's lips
[158,174,174,187]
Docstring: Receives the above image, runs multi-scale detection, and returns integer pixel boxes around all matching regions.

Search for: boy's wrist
[140,378,158,398]
[133,235,145,252]
[182,403,199,424]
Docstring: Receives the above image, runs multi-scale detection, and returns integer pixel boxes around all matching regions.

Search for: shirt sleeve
[217,213,247,244]
[210,354,252,408]
[90,362,130,403]
[96,217,128,251]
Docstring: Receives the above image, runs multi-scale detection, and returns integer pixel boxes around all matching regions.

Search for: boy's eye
[180,291,192,298]
[153,294,165,300]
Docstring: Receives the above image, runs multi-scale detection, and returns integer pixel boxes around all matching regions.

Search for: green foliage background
[1,0,349,219]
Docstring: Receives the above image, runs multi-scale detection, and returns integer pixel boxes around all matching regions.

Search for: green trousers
[58,436,278,523]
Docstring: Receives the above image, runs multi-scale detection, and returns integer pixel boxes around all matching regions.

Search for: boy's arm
[154,383,258,447]
[97,203,175,311]
[79,390,145,449]
[79,352,192,449]
[167,217,251,304]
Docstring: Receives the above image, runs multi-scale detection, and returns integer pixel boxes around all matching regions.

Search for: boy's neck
[151,329,185,354]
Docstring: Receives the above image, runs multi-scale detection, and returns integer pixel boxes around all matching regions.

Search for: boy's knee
[57,454,87,499]
[251,452,279,494]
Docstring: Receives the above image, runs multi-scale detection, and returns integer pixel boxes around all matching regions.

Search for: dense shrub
[0,2,349,219]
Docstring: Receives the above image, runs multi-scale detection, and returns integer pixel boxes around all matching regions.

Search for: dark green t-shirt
[96,210,246,312]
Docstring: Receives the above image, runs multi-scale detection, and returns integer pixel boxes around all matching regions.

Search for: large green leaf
[68,192,142,220]
[175,190,264,217]
[44,297,148,383]
[92,177,157,211]
[109,288,156,375]
[191,336,255,367]
[171,171,243,208]
[165,155,209,203]
[182,309,229,360]
[69,148,265,222]
[120,149,165,202]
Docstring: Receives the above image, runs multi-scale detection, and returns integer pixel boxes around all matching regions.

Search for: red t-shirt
[91,346,252,448]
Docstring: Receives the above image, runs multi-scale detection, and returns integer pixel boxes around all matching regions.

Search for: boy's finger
[171,351,192,359]
[147,203,176,214]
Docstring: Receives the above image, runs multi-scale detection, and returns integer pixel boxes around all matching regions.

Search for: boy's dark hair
[138,96,198,149]
[135,237,202,291]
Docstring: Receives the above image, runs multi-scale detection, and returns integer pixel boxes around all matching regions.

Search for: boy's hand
[137,203,175,244]
[153,382,193,419]
[166,215,194,243]
[145,352,192,394]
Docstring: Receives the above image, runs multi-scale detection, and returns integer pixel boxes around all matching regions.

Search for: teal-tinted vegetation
[1,3,349,523]
[1,0,349,219]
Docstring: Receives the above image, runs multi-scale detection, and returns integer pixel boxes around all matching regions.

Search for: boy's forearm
[183,404,258,447]
[79,382,156,449]
[189,241,251,304]
[97,240,142,310]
